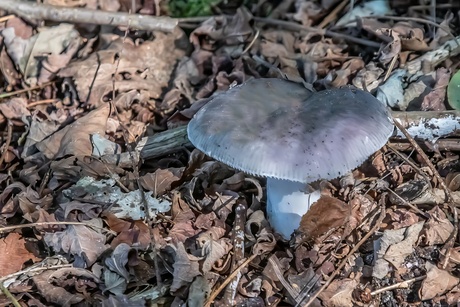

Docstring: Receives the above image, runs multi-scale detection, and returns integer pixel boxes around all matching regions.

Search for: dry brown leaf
[420,261,459,300]
[0,232,41,276]
[104,212,151,249]
[298,195,350,240]
[383,221,424,269]
[170,241,201,292]
[318,278,358,307]
[140,167,184,196]
[32,270,85,305]
[44,221,108,266]
[421,67,450,111]
[36,103,110,159]
[198,234,232,273]
[0,97,30,120]
[420,206,454,246]
[59,28,188,107]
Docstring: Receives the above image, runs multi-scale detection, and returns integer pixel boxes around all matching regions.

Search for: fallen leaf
[44,220,108,266]
[420,261,459,300]
[299,195,350,240]
[36,103,110,159]
[420,206,454,245]
[0,232,41,276]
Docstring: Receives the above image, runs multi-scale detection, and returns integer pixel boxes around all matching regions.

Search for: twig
[384,54,399,82]
[0,14,15,23]
[253,16,382,48]
[392,119,454,203]
[0,282,21,307]
[385,187,430,218]
[0,0,177,32]
[0,82,54,100]
[0,264,72,282]
[204,254,257,307]
[26,99,58,108]
[371,275,426,296]
[318,0,349,29]
[0,120,12,167]
[176,15,382,48]
[393,119,458,270]
[0,221,116,235]
[221,202,248,305]
[362,15,455,40]
[304,203,386,306]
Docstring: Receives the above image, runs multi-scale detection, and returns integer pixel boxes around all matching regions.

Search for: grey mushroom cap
[187,78,394,183]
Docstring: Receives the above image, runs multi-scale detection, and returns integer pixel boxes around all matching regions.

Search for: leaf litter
[1,0,460,306]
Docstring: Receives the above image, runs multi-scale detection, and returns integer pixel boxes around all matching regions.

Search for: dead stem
[253,17,382,48]
[318,0,349,29]
[0,82,54,100]
[371,275,426,296]
[205,254,257,307]
[393,119,458,270]
[0,120,13,167]
[0,0,177,32]
[221,202,248,305]
[0,221,116,235]
[26,99,58,108]
[303,202,386,306]
[0,264,73,283]
[0,282,24,307]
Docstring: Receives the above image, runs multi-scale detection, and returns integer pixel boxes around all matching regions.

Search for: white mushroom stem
[266,178,321,240]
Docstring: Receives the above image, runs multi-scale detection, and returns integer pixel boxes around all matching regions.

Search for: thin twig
[0,14,15,23]
[0,282,21,307]
[304,204,386,306]
[26,99,58,108]
[177,15,382,48]
[0,264,72,282]
[0,0,177,32]
[0,120,12,167]
[221,202,248,305]
[362,15,455,41]
[318,0,349,29]
[371,275,426,296]
[0,82,54,100]
[205,254,257,307]
[0,221,116,235]
[385,187,430,218]
[253,16,382,48]
[393,119,458,270]
[392,119,454,203]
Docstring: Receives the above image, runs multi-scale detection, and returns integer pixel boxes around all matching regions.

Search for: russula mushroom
[187,78,394,239]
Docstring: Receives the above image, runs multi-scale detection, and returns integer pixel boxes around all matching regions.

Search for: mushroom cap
[187,78,394,183]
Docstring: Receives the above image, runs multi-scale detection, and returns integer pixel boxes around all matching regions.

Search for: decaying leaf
[298,195,350,240]
[44,219,108,266]
[420,261,459,300]
[36,103,110,159]
[0,232,41,276]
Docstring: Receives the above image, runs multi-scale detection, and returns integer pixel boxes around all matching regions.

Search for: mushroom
[187,78,394,239]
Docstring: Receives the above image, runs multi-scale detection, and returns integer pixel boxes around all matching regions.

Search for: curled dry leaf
[140,167,184,196]
[44,219,108,267]
[32,270,85,305]
[59,28,188,107]
[298,195,351,241]
[2,23,81,85]
[420,261,459,300]
[0,232,41,276]
[169,241,201,293]
[318,278,359,307]
[36,103,110,159]
[421,67,450,111]
[383,221,424,269]
[0,97,30,120]
[419,206,454,246]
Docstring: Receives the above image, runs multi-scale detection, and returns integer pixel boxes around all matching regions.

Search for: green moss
[168,0,222,17]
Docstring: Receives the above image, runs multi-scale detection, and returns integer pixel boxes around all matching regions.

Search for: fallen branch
[135,111,460,160]
[0,0,177,32]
